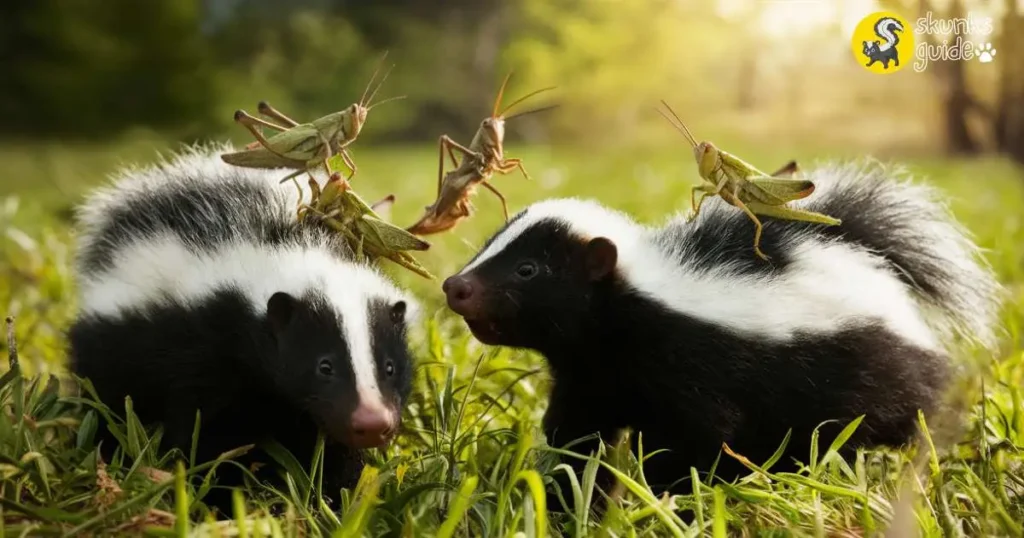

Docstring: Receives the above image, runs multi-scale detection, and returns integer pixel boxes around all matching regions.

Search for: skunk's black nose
[443,274,479,317]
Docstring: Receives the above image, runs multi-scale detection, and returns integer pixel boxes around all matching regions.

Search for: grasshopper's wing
[258,124,326,162]
[336,189,388,220]
[350,191,380,215]
[221,148,306,169]
[718,150,774,179]
[769,160,799,177]
[743,176,816,205]
[361,215,431,251]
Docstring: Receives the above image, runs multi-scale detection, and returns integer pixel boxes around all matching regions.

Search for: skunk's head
[263,261,419,450]
[443,199,642,349]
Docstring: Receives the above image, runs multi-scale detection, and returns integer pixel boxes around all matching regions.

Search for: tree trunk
[944,61,980,154]
[736,46,756,110]
[995,8,1024,166]
[918,0,980,155]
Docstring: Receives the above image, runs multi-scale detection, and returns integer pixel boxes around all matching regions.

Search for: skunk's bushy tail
[797,160,1004,352]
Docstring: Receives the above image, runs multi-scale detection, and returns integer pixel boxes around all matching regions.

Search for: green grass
[1,140,1023,536]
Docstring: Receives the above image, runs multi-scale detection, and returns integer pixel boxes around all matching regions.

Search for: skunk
[67,145,419,510]
[442,161,1002,503]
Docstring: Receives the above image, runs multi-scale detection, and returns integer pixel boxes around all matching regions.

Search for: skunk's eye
[318,359,333,376]
[385,360,395,377]
[515,261,539,280]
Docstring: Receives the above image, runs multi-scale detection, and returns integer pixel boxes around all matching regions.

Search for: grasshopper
[299,172,434,279]
[406,72,556,235]
[657,101,842,262]
[221,52,404,189]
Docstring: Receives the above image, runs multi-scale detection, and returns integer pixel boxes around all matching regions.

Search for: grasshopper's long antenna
[499,87,556,119]
[360,50,391,106]
[657,100,697,148]
[367,94,407,110]
[365,62,396,108]
[493,71,514,118]
[504,103,560,122]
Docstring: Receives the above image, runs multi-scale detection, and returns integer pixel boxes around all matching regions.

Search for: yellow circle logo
[851,12,914,74]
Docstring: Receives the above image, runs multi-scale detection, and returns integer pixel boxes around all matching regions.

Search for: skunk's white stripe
[462,199,649,275]
[78,233,419,407]
[462,198,938,350]
[76,144,323,273]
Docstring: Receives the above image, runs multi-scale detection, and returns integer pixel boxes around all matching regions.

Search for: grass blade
[436,474,478,538]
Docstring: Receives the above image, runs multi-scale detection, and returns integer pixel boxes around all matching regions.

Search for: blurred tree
[994,6,1024,165]
[341,0,516,139]
[0,0,219,139]
[911,0,1023,164]
[206,0,514,140]
[502,0,731,145]
[930,0,981,154]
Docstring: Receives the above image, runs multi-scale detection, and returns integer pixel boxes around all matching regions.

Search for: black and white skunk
[67,145,419,507]
[442,161,1002,501]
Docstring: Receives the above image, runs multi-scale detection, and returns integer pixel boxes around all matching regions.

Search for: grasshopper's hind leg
[257,101,300,128]
[241,105,294,150]
[435,136,457,196]
[234,111,294,160]
[744,202,843,227]
[439,135,469,168]
[437,134,482,193]
[481,181,510,221]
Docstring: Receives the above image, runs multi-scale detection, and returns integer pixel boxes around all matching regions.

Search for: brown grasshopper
[406,72,556,235]
[657,100,841,261]
[221,52,403,190]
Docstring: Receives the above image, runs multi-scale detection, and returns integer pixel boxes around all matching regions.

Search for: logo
[851,10,998,73]
[911,11,996,71]
[977,42,997,63]
[851,11,914,74]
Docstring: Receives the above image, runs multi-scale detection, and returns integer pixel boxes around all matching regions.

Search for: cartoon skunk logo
[861,16,904,69]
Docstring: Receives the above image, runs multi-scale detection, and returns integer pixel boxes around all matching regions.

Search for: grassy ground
[1,139,1023,536]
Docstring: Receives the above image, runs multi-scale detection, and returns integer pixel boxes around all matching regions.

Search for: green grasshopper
[221,53,403,188]
[300,172,434,279]
[657,100,842,262]
[407,72,556,235]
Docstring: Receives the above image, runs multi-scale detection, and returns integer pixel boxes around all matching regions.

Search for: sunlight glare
[716,0,881,39]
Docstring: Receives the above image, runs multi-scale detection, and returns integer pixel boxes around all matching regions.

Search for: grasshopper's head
[346,103,368,138]
[694,141,719,176]
[481,72,555,152]
[480,117,506,149]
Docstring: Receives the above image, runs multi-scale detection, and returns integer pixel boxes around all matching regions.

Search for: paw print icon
[977,42,997,63]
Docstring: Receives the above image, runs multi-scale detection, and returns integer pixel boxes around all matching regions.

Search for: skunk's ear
[390,300,407,324]
[585,237,618,282]
[267,292,297,334]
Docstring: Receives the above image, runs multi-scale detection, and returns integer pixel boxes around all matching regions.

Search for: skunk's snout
[348,402,394,449]
[443,274,482,318]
